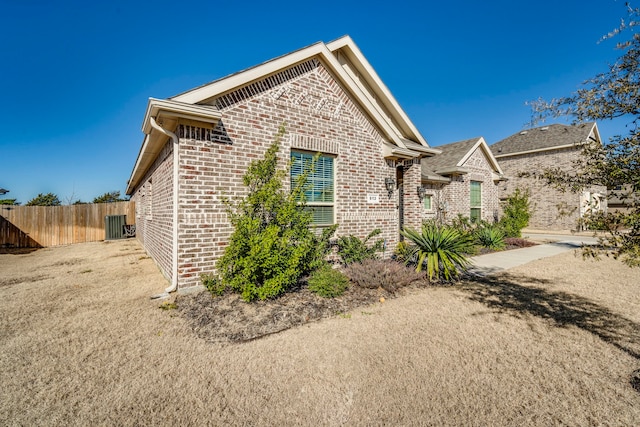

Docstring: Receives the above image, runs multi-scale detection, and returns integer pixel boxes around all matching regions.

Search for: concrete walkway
[467,232,598,277]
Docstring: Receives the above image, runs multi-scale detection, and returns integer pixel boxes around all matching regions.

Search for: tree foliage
[26,193,61,206]
[214,126,336,301]
[93,191,127,204]
[336,228,384,265]
[528,3,640,267]
[499,188,532,238]
[0,198,19,205]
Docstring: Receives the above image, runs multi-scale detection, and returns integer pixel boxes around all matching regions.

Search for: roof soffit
[457,137,503,175]
[326,36,429,147]
[491,122,599,157]
[170,37,428,151]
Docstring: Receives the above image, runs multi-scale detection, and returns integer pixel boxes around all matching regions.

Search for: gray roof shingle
[421,137,481,176]
[490,123,597,157]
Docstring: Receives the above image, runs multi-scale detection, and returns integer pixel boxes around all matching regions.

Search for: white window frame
[290,150,335,226]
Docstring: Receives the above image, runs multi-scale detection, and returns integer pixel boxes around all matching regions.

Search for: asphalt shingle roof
[421,137,481,175]
[490,123,596,157]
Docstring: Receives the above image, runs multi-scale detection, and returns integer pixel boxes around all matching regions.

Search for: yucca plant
[400,222,474,281]
[475,224,506,251]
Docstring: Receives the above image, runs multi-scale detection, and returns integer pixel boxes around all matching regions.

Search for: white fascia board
[142,98,221,134]
[457,138,483,166]
[494,143,583,159]
[422,173,451,183]
[127,98,223,195]
[126,134,150,195]
[383,143,421,159]
[408,146,441,156]
[589,122,602,145]
[435,166,470,175]
[492,172,508,182]
[170,43,327,104]
[326,36,430,148]
[458,137,504,175]
[170,38,423,150]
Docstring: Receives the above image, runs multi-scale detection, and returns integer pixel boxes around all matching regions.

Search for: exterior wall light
[417,186,426,200]
[385,177,395,199]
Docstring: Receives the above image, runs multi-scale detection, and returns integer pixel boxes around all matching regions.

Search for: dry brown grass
[1,239,639,426]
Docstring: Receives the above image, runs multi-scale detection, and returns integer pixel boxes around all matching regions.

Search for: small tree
[26,193,61,206]
[529,3,640,267]
[336,228,384,265]
[499,188,532,238]
[0,199,19,205]
[214,126,336,301]
[93,191,127,203]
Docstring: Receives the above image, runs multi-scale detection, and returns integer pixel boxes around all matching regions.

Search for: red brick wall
[497,146,606,230]
[166,58,416,289]
[131,141,174,282]
[422,146,501,224]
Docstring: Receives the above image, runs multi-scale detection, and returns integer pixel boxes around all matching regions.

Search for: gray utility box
[105,215,126,240]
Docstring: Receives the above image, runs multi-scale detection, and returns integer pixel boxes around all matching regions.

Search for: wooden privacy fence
[0,201,135,248]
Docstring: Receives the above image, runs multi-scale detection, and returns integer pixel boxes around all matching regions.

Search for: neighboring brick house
[125,36,441,293]
[490,123,607,231]
[421,137,505,224]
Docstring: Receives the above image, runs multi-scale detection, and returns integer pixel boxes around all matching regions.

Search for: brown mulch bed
[176,240,540,344]
[177,284,396,344]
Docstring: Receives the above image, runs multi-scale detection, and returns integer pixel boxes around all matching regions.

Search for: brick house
[126,36,444,293]
[490,123,607,231]
[421,137,505,224]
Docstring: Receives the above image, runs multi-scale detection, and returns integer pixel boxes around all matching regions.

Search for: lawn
[1,239,639,426]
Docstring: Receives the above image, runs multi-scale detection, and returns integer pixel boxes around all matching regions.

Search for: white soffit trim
[127,98,222,194]
[589,122,602,145]
[326,36,429,148]
[435,166,471,175]
[457,137,503,175]
[170,37,425,150]
[494,142,584,159]
[383,143,421,159]
[142,98,221,134]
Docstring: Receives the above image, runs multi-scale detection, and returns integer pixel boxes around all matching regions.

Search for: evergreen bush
[336,228,384,265]
[213,126,336,302]
[499,188,532,238]
[307,265,349,298]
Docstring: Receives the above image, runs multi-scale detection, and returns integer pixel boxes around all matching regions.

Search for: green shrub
[450,214,475,235]
[337,228,384,265]
[475,224,506,251]
[201,273,225,296]
[214,126,336,302]
[344,259,427,293]
[393,240,412,262]
[401,221,474,282]
[307,265,349,298]
[499,188,532,238]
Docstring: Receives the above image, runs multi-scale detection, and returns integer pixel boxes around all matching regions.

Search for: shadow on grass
[461,273,640,361]
[0,247,40,255]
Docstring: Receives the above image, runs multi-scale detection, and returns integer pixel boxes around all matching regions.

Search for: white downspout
[149,116,180,294]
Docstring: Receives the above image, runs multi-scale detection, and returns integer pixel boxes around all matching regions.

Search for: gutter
[149,116,180,295]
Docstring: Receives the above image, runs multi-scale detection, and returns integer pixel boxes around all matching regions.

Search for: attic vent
[540,126,549,131]
[519,131,528,135]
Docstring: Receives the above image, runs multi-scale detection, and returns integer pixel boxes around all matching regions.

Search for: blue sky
[0,0,632,204]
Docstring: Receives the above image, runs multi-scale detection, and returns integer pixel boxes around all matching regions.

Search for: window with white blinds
[290,151,334,226]
[470,180,481,222]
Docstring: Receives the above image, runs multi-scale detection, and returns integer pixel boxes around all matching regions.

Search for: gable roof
[127,36,438,194]
[421,137,504,182]
[171,35,435,154]
[491,122,601,158]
